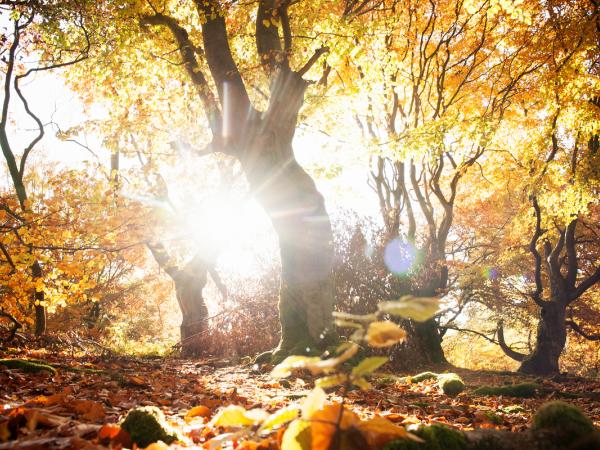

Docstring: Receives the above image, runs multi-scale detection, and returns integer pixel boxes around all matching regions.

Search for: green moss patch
[438,373,465,397]
[383,424,468,450]
[0,359,57,375]
[472,383,538,398]
[409,371,439,383]
[532,401,594,440]
[121,406,178,448]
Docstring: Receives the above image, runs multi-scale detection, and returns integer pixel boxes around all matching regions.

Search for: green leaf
[315,374,348,389]
[271,356,322,378]
[352,377,373,390]
[258,405,300,434]
[378,296,440,321]
[351,357,389,377]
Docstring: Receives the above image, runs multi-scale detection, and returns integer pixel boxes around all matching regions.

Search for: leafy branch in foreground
[198,295,440,450]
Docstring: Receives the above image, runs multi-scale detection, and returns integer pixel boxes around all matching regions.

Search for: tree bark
[518,301,567,375]
[241,72,334,356]
[173,256,210,357]
[410,269,448,366]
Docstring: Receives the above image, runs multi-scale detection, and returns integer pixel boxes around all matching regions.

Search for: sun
[177,191,278,278]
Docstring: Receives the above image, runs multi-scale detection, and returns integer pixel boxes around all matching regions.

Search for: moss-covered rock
[409,372,439,383]
[532,401,594,441]
[472,383,538,398]
[121,406,178,448]
[0,359,57,375]
[383,424,468,450]
[438,373,465,397]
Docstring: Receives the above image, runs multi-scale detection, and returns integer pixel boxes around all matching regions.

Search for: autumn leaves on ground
[0,348,599,450]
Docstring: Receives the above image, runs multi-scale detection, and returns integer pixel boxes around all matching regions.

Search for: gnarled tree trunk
[518,301,567,375]
[147,243,213,356]
[141,6,335,360]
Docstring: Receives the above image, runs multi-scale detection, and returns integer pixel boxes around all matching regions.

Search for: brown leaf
[69,400,105,422]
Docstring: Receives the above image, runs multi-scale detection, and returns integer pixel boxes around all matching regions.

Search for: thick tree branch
[140,13,221,136]
[570,266,600,303]
[496,321,528,362]
[193,0,252,145]
[529,196,547,307]
[566,320,600,341]
[297,46,330,77]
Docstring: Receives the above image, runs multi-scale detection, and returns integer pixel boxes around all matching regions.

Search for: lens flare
[384,238,416,274]
[482,267,499,280]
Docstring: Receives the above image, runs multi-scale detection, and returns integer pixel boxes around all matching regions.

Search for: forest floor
[1,348,599,449]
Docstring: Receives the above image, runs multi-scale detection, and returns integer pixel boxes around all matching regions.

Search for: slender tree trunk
[519,301,567,375]
[147,243,211,356]
[173,258,209,357]
[32,261,46,336]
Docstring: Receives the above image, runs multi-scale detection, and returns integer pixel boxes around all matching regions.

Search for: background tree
[339,0,542,366]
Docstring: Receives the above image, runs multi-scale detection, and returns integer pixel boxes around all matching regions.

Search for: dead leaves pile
[1,351,599,450]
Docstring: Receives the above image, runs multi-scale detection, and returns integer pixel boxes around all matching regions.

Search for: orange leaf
[356,416,414,449]
[310,404,360,450]
[186,405,211,420]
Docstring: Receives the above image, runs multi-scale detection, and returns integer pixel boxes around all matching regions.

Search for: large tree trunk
[519,301,567,375]
[407,263,448,366]
[244,72,334,357]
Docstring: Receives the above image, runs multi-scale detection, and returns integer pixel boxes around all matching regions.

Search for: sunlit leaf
[315,374,348,389]
[301,387,326,419]
[304,343,359,375]
[210,405,267,428]
[281,419,311,450]
[271,356,322,378]
[185,405,211,419]
[352,376,372,390]
[366,321,406,347]
[351,357,389,377]
[258,405,300,434]
[378,296,440,321]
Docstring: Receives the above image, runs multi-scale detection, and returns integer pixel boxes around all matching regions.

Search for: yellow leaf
[378,296,440,322]
[271,356,321,378]
[281,419,311,450]
[258,405,299,434]
[301,387,326,419]
[366,321,406,348]
[211,405,267,428]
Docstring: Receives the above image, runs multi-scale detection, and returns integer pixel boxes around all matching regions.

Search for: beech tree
[63,0,342,359]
